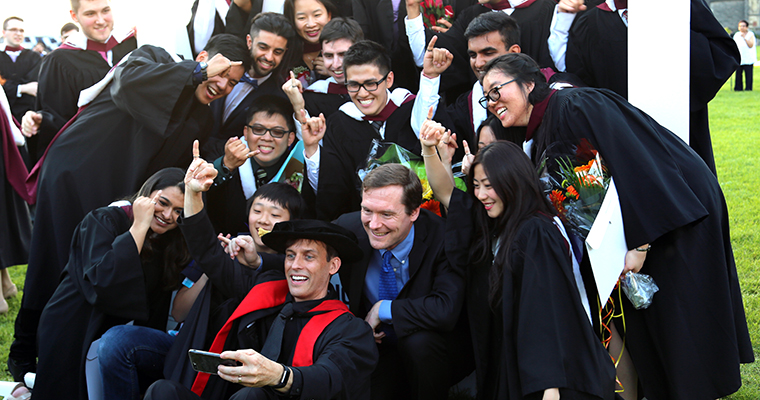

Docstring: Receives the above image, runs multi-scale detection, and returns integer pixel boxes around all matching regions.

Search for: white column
[628,0,690,142]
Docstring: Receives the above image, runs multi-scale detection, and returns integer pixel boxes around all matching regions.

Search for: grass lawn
[0,70,758,397]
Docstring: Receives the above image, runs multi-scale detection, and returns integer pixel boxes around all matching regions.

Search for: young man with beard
[0,17,41,123]
[405,0,558,101]
[20,0,138,164]
[312,39,450,221]
[205,12,297,159]
[9,0,138,381]
[10,34,249,383]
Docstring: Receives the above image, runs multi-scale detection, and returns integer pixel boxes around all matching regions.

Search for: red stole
[190,280,350,396]
[327,82,349,95]
[3,45,23,52]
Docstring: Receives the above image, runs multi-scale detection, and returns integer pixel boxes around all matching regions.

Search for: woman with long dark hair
[476,52,753,400]
[283,0,338,86]
[34,168,190,400]
[420,122,615,399]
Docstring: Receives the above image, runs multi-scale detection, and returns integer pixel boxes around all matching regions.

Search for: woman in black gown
[34,168,191,400]
[420,117,615,399]
[476,53,753,400]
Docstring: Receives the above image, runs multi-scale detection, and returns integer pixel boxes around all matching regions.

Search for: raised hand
[129,190,161,252]
[133,190,161,231]
[185,140,218,194]
[282,71,306,119]
[312,55,328,76]
[419,105,447,149]
[422,36,454,79]
[218,234,262,268]
[223,137,257,170]
[461,140,474,176]
[436,130,458,167]
[301,110,326,158]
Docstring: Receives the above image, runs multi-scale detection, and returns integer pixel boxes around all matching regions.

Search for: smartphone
[188,349,240,375]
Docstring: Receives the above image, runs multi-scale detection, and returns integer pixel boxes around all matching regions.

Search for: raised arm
[419,106,455,209]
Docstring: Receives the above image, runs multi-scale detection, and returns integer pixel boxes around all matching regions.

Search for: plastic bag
[620,272,660,310]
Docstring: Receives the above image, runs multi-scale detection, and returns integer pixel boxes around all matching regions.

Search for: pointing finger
[427,105,434,120]
[463,140,471,155]
[426,35,438,52]
[192,140,200,159]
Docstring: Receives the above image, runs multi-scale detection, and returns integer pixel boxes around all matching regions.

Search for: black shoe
[7,356,36,382]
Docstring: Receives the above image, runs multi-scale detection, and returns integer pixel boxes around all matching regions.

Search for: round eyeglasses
[478,79,516,109]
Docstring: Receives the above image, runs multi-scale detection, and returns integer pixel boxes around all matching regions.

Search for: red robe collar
[484,0,537,11]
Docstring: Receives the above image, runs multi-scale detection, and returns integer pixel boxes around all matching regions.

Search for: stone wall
[709,0,759,34]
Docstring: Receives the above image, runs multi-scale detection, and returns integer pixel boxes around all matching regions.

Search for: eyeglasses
[478,79,516,109]
[346,73,389,93]
[246,124,289,138]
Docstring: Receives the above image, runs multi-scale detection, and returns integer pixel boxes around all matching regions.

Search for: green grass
[0,70,758,397]
[715,67,760,400]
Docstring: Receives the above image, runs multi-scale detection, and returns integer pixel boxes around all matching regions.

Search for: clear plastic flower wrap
[621,272,660,310]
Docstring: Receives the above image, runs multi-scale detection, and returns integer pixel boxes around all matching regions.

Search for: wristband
[271,364,291,389]
[635,244,651,252]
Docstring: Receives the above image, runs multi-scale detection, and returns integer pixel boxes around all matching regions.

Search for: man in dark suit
[205,13,297,159]
[333,164,469,400]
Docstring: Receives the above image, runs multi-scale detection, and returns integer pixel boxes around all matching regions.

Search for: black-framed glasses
[478,79,516,109]
[346,73,389,93]
[246,124,289,138]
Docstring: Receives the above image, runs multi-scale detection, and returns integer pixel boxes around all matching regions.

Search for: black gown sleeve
[178,207,261,300]
[110,46,198,138]
[68,207,152,321]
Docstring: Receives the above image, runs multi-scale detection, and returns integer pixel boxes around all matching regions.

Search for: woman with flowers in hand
[34,168,190,400]
[476,52,753,400]
[419,116,616,399]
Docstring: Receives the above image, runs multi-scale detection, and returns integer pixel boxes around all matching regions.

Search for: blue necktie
[378,251,398,300]
[240,74,259,90]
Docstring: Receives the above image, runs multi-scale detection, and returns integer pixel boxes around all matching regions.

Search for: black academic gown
[34,206,177,400]
[432,0,556,101]
[28,38,137,163]
[566,0,738,174]
[303,90,351,120]
[532,87,753,400]
[163,207,378,400]
[24,45,214,311]
[445,189,615,400]
[0,49,41,122]
[316,100,426,221]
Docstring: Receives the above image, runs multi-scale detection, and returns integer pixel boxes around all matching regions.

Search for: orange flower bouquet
[540,139,610,238]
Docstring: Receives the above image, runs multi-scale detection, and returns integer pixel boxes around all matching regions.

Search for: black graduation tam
[262,220,364,263]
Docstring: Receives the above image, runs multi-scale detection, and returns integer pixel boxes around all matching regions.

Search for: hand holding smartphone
[188,349,241,375]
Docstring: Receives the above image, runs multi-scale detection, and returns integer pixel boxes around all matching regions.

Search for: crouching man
[144,143,378,399]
